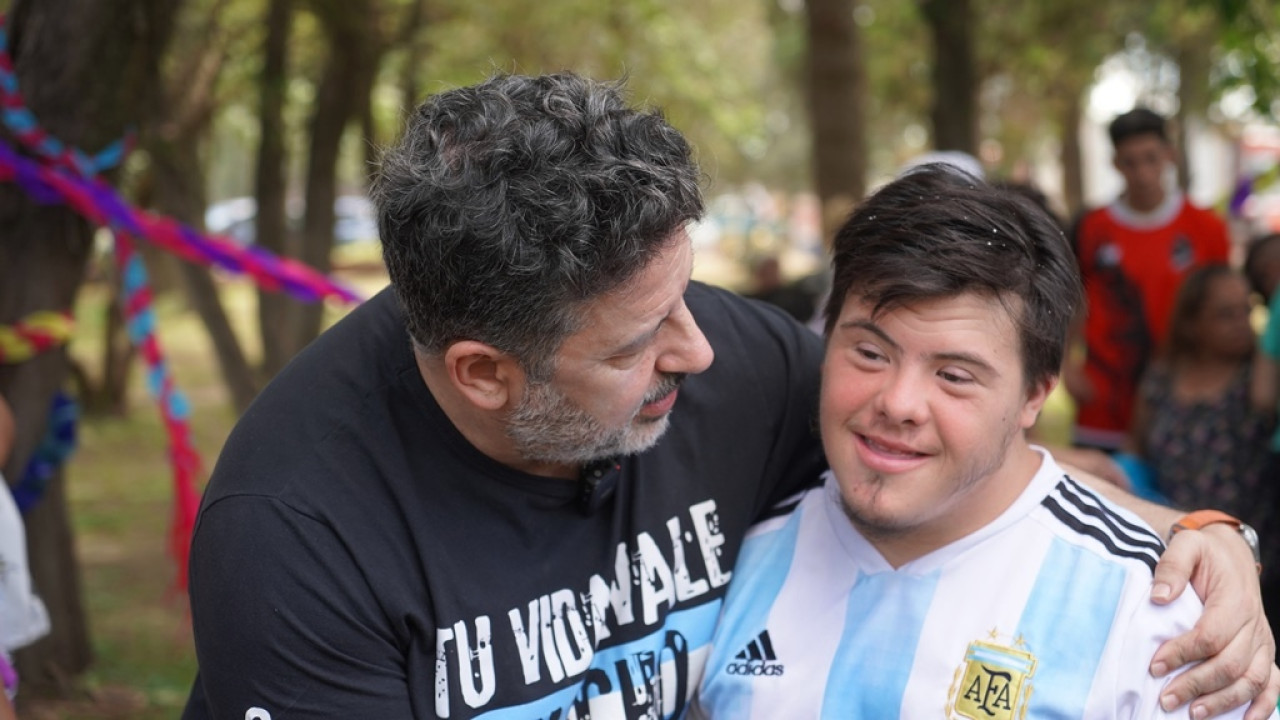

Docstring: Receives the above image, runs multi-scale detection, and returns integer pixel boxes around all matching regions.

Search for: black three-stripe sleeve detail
[1057,477,1165,555]
[1042,495,1160,573]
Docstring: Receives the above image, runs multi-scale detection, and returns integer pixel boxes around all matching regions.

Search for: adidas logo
[726,630,785,677]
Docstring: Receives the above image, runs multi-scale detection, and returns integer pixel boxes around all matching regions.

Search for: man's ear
[443,340,523,411]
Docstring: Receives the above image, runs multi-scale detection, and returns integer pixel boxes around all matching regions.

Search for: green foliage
[186,0,1280,202]
[201,0,802,194]
[859,0,933,176]
[410,0,792,186]
[1198,0,1280,120]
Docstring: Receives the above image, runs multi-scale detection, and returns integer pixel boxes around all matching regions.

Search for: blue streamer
[12,391,78,513]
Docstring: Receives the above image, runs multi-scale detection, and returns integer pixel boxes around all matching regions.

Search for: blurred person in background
[1066,108,1230,452]
[995,179,1135,491]
[744,254,822,323]
[0,394,50,718]
[1246,232,1280,638]
[1128,264,1274,563]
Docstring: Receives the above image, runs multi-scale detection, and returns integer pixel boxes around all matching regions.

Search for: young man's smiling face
[820,291,1054,566]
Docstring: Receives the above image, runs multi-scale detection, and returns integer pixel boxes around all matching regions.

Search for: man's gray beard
[506,374,683,466]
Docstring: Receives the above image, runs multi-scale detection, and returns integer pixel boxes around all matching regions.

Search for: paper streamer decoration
[0,15,132,178]
[0,10,361,592]
[1228,164,1280,218]
[114,232,202,590]
[12,391,78,513]
[0,133,362,590]
[0,140,362,305]
[0,310,73,364]
[0,19,202,585]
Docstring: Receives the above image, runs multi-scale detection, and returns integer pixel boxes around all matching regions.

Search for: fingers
[1159,641,1272,719]
[1146,515,1272,716]
[1157,631,1253,716]
[1151,521,1268,711]
[1154,623,1233,683]
[1241,665,1280,720]
[1152,529,1204,607]
[1154,538,1273,719]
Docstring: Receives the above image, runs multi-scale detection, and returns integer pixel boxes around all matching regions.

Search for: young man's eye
[939,369,973,384]
[854,346,883,362]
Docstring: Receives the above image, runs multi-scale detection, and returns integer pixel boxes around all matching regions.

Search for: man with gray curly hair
[374,73,711,468]
[184,72,825,720]
[182,74,1277,720]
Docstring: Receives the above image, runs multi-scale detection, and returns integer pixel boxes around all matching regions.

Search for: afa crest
[947,633,1036,720]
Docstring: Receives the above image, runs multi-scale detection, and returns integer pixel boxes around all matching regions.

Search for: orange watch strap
[1169,509,1262,575]
[1169,509,1242,536]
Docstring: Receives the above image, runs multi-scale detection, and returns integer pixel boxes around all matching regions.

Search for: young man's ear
[443,340,524,411]
[1020,375,1060,430]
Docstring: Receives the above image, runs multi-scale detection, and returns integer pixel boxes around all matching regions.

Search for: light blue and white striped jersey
[692,449,1267,720]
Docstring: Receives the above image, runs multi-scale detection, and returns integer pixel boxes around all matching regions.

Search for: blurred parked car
[204,195,379,246]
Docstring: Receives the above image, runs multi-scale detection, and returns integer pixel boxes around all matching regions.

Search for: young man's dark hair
[1108,107,1168,147]
[823,165,1083,391]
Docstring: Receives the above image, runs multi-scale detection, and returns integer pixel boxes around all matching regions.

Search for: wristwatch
[1169,509,1262,574]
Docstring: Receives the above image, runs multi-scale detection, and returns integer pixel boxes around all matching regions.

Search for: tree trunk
[0,204,93,697]
[397,0,431,124]
[149,141,260,414]
[145,2,257,412]
[0,0,179,694]
[1175,40,1211,194]
[362,100,380,182]
[183,264,260,413]
[804,0,867,245]
[919,0,977,155]
[14,466,91,696]
[292,1,383,352]
[98,284,135,416]
[256,0,297,380]
[147,0,258,414]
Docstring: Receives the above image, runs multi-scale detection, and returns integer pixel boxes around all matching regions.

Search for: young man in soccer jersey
[1065,107,1230,451]
[692,166,1276,719]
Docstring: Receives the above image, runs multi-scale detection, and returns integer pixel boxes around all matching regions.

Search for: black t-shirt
[183,282,825,719]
